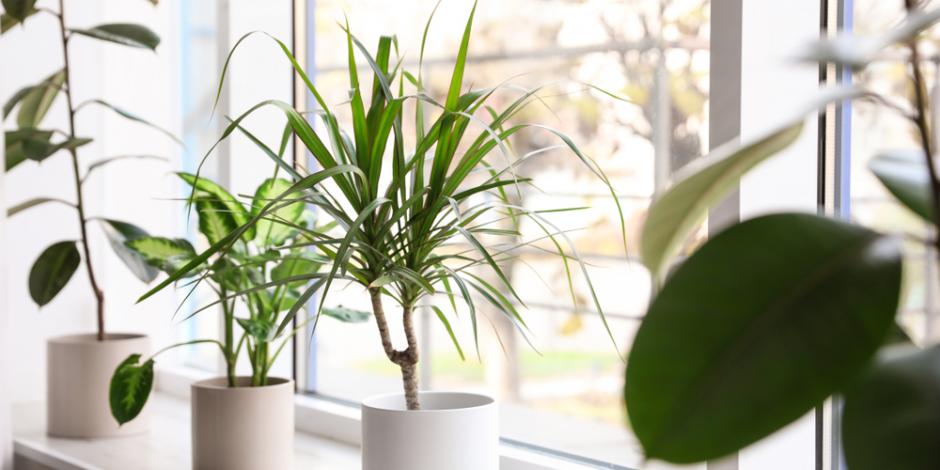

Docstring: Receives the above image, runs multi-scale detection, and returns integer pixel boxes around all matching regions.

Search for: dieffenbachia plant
[3,0,177,340]
[626,3,940,468]
[135,0,627,411]
[108,172,369,425]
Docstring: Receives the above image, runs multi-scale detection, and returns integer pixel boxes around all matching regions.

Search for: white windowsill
[11,367,609,470]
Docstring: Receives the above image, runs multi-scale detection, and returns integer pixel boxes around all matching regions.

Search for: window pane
[307,1,710,467]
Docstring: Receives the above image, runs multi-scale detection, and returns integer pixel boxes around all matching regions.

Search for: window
[299,0,710,467]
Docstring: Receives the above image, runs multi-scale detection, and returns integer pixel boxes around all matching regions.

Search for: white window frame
[156,1,843,469]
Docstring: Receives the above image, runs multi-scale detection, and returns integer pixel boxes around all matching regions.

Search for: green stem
[221,291,236,387]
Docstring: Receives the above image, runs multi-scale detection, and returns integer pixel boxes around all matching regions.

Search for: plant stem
[56,0,106,341]
[221,292,236,387]
[905,1,940,255]
[370,288,420,410]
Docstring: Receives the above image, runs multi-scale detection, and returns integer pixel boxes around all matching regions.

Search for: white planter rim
[192,376,293,391]
[48,332,147,344]
[362,391,495,414]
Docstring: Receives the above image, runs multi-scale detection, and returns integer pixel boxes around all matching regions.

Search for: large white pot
[362,391,499,470]
[47,333,150,438]
[191,376,294,470]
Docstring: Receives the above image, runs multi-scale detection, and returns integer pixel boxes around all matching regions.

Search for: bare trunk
[370,288,421,410]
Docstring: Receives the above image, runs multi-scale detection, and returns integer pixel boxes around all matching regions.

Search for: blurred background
[3,0,938,469]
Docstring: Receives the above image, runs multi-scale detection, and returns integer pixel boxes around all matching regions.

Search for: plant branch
[905,1,940,257]
[57,0,106,341]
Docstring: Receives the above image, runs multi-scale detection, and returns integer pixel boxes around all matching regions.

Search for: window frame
[158,0,847,469]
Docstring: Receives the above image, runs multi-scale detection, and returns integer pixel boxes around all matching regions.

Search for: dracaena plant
[137,1,627,411]
[108,171,369,424]
[3,0,177,340]
[626,2,940,468]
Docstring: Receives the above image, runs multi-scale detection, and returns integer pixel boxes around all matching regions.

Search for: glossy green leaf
[271,255,320,288]
[869,150,932,222]
[322,306,371,323]
[70,23,160,50]
[1,0,35,21]
[626,213,902,463]
[99,219,159,283]
[842,345,940,470]
[236,317,277,342]
[252,178,304,247]
[17,70,65,128]
[28,241,81,306]
[178,172,253,240]
[6,129,91,168]
[109,354,154,425]
[125,236,197,274]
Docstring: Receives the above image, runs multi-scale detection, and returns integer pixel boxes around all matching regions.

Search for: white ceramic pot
[191,377,294,470]
[46,333,150,438]
[362,391,499,470]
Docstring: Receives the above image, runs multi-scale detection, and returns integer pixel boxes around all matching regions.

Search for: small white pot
[191,377,294,470]
[362,391,499,470]
[46,333,150,438]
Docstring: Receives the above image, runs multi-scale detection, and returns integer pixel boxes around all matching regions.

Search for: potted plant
[626,3,940,468]
[109,172,368,469]
[137,2,626,469]
[2,0,175,438]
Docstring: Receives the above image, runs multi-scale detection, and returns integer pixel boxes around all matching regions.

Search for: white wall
[2,0,183,403]
[737,1,822,469]
[1,95,11,470]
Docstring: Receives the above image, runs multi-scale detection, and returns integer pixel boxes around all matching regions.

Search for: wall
[1,0,183,403]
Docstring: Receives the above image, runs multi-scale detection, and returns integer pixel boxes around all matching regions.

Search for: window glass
[306,1,710,466]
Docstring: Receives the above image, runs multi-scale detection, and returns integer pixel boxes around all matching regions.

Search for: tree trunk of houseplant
[190,377,294,470]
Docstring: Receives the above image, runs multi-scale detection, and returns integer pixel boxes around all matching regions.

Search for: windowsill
[11,367,614,470]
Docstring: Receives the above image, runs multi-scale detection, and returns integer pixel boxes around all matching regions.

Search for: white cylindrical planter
[191,377,294,470]
[362,391,499,470]
[47,333,150,438]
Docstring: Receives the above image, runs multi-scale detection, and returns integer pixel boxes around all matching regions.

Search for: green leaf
[869,150,932,222]
[109,354,154,426]
[842,345,940,470]
[195,198,238,245]
[271,255,320,288]
[98,219,159,283]
[4,85,34,118]
[431,305,465,360]
[178,172,253,241]
[6,197,74,217]
[251,178,304,246]
[17,70,65,128]
[125,236,197,274]
[2,0,35,21]
[640,122,803,275]
[641,88,862,275]
[28,241,81,306]
[5,129,91,168]
[80,100,181,145]
[70,23,160,50]
[322,306,370,323]
[236,317,277,342]
[626,213,902,463]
